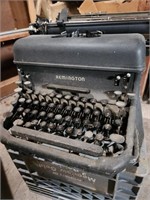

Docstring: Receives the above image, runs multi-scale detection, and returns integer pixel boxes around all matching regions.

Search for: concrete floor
[0,96,150,200]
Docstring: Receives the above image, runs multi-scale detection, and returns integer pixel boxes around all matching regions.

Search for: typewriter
[1,33,146,199]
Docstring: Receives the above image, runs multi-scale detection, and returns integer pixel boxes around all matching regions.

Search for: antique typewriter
[1,33,146,200]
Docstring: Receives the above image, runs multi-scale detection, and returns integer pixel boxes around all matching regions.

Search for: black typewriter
[1,33,146,199]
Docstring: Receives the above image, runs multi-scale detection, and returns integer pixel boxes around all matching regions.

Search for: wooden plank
[0,32,29,43]
[0,76,19,99]
[140,56,150,97]
[9,1,30,29]
[27,0,36,23]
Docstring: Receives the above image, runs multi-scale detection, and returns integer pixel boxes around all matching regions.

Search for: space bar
[11,126,103,157]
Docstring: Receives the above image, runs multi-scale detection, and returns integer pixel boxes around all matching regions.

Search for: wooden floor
[0,98,150,200]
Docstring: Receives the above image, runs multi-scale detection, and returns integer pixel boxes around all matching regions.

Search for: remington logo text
[56,75,85,82]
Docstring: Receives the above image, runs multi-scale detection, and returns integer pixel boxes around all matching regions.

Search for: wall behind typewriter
[1,0,30,82]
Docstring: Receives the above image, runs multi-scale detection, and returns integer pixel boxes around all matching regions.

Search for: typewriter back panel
[13,34,145,99]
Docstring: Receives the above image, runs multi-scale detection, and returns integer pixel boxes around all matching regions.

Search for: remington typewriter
[1,33,146,200]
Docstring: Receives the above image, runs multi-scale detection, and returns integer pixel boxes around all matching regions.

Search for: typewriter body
[1,33,146,199]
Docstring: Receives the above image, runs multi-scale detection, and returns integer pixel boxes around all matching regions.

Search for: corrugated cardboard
[95,1,120,13]
[118,0,139,12]
[78,0,98,15]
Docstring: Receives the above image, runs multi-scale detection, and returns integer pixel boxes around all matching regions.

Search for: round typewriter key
[26,89,33,94]
[66,127,74,135]
[103,124,112,131]
[84,131,93,142]
[115,119,122,126]
[73,118,81,127]
[24,122,32,128]
[64,95,71,100]
[40,101,47,107]
[55,114,62,123]
[93,110,100,116]
[84,108,91,115]
[89,98,97,105]
[14,87,22,93]
[56,125,65,135]
[93,121,101,129]
[81,97,87,103]
[40,121,47,129]
[31,109,38,116]
[56,93,63,99]
[49,102,55,108]
[17,107,24,113]
[57,104,63,110]
[75,128,83,137]
[24,108,31,115]
[74,106,81,113]
[19,97,26,104]
[64,115,72,122]
[47,112,54,119]
[31,119,38,126]
[104,109,112,118]
[48,122,56,131]
[26,99,32,105]
[73,95,80,102]
[83,119,90,127]
[15,80,22,86]
[39,111,46,118]
[49,92,56,98]
[13,119,24,126]
[33,100,39,106]
[116,101,126,108]
[24,81,31,86]
[95,133,104,142]
[110,134,125,144]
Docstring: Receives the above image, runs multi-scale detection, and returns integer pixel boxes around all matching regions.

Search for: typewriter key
[26,99,32,107]
[84,131,93,142]
[31,109,38,118]
[39,121,47,131]
[48,122,56,132]
[38,111,46,118]
[74,106,81,117]
[64,116,72,126]
[24,81,31,86]
[13,119,24,126]
[66,127,74,136]
[33,100,39,108]
[95,133,104,144]
[64,95,71,100]
[73,118,81,128]
[103,124,112,137]
[110,133,125,144]
[50,91,57,97]
[24,122,32,128]
[47,112,54,121]
[23,108,31,117]
[19,97,26,104]
[93,121,101,130]
[56,125,65,135]
[81,97,87,103]
[31,119,38,128]
[73,95,80,102]
[14,87,22,94]
[15,80,22,87]
[54,114,62,123]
